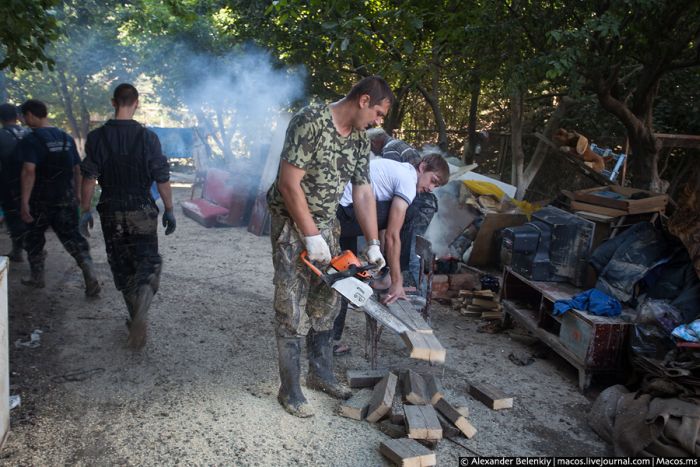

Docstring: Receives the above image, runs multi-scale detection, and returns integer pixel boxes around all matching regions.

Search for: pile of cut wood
[452,289,502,320]
[340,369,477,466]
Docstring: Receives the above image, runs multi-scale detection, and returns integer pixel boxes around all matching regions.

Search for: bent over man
[18,99,100,296]
[80,83,175,350]
[266,76,393,417]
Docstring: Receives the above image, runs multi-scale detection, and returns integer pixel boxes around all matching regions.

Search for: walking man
[266,76,393,417]
[0,103,30,261]
[80,83,175,349]
[18,99,100,296]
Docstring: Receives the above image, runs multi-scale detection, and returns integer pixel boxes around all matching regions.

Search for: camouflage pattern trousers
[24,201,91,267]
[97,202,162,293]
[270,214,342,338]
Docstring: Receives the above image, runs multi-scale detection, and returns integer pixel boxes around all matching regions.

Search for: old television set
[500,206,594,287]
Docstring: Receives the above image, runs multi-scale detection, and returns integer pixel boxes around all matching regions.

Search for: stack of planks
[362,297,446,364]
[451,289,502,320]
[340,369,477,466]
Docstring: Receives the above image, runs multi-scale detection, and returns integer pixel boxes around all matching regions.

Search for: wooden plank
[366,372,398,423]
[379,438,436,467]
[472,298,500,310]
[402,370,429,405]
[434,398,477,439]
[401,332,431,362]
[362,298,409,334]
[346,369,388,388]
[435,410,462,439]
[423,374,444,405]
[387,300,433,334]
[481,311,503,320]
[339,389,373,421]
[467,381,513,410]
[423,334,446,364]
[570,200,627,217]
[404,405,443,440]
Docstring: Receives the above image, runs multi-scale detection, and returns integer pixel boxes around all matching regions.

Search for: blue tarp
[148,127,197,159]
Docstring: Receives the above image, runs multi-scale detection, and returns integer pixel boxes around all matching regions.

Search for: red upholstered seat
[181,168,234,227]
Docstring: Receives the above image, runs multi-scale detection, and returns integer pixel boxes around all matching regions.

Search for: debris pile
[452,289,502,320]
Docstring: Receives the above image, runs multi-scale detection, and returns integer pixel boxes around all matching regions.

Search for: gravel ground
[0,187,610,465]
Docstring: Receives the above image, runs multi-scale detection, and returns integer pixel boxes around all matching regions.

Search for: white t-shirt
[339,158,417,207]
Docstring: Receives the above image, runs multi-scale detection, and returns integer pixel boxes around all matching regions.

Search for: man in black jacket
[80,83,175,349]
[19,99,100,296]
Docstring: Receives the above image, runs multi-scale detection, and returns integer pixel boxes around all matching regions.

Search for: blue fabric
[553,289,622,317]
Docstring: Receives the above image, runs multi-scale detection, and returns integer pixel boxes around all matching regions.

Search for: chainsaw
[301,250,376,307]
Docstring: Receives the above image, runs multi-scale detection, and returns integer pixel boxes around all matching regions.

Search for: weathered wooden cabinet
[500,267,629,390]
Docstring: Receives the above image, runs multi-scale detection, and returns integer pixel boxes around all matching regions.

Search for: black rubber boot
[78,259,101,297]
[127,285,154,350]
[21,262,45,288]
[306,329,352,400]
[276,335,314,418]
[7,240,24,262]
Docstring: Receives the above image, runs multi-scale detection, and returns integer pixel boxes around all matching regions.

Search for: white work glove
[366,244,386,270]
[304,234,332,265]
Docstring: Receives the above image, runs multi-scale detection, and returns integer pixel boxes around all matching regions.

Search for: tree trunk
[385,86,409,135]
[518,97,575,198]
[52,68,80,138]
[510,89,525,194]
[0,71,7,102]
[417,50,448,151]
[463,73,481,164]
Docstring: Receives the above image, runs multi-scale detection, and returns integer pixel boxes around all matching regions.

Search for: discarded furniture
[181,168,253,227]
[500,267,630,391]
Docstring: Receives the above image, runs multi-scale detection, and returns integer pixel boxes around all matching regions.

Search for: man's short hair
[420,154,450,185]
[20,99,48,119]
[346,76,395,106]
[366,127,388,141]
[0,103,18,122]
[113,83,139,107]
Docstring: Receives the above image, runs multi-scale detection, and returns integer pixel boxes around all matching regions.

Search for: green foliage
[0,0,61,71]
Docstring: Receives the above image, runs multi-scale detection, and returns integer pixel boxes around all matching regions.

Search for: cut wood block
[423,374,444,405]
[404,405,443,440]
[433,398,477,439]
[472,298,500,309]
[401,370,429,405]
[366,372,398,423]
[391,391,405,425]
[339,389,373,421]
[435,410,462,439]
[378,420,407,439]
[379,438,436,467]
[465,305,488,313]
[481,311,503,320]
[451,298,465,310]
[456,406,469,418]
[467,381,513,410]
[346,369,388,388]
[400,332,446,364]
[459,308,482,318]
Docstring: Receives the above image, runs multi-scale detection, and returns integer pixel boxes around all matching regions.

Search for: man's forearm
[352,185,379,241]
[81,177,97,212]
[157,181,174,211]
[385,231,402,286]
[73,167,82,204]
[20,166,35,208]
[279,183,319,236]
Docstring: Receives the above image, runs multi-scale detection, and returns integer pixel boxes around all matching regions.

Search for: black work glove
[162,209,176,235]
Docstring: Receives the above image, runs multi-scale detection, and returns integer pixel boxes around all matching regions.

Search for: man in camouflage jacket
[267,76,394,417]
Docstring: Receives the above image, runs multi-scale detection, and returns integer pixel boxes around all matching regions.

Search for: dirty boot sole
[127,319,147,350]
[306,373,352,400]
[277,392,314,418]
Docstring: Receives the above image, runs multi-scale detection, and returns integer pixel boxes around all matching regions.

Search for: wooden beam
[401,370,429,405]
[339,389,373,421]
[404,405,443,440]
[391,392,405,425]
[423,375,444,405]
[467,381,513,410]
[379,438,436,467]
[433,398,477,439]
[366,372,398,423]
[346,369,388,389]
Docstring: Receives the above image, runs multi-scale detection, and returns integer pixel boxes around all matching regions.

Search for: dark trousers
[98,202,162,293]
[1,193,26,244]
[24,201,91,266]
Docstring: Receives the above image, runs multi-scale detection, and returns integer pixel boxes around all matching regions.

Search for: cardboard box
[572,186,668,214]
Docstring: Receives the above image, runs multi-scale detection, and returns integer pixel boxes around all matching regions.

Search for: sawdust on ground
[0,187,610,465]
